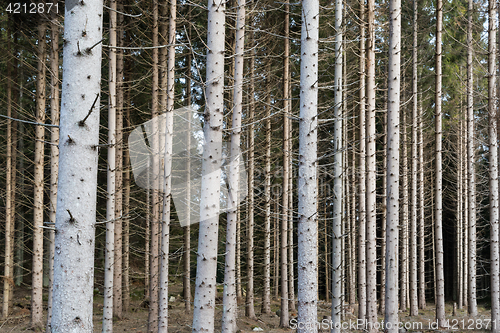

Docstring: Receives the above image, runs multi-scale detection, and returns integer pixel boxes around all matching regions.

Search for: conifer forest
[4,0,500,332]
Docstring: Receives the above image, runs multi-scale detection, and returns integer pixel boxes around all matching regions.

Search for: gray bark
[191,0,226,328]
[331,0,343,329]
[31,20,47,329]
[51,0,104,330]
[297,0,319,328]
[488,0,500,329]
[385,0,401,331]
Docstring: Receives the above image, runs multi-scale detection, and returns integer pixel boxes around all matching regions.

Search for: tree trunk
[148,1,160,330]
[331,0,343,329]
[297,0,318,328]
[401,102,408,312]
[222,0,245,328]
[31,19,47,330]
[47,7,60,330]
[385,0,401,331]
[123,95,131,312]
[366,0,377,327]
[113,0,124,319]
[457,116,463,311]
[280,1,290,326]
[410,1,419,315]
[191,0,225,327]
[418,95,426,310]
[3,19,14,320]
[357,0,367,321]
[262,59,272,315]
[246,41,256,321]
[103,1,117,330]
[183,30,192,313]
[51,0,104,329]
[434,0,446,325]
[467,0,477,317]
[488,0,499,329]
[158,0,176,329]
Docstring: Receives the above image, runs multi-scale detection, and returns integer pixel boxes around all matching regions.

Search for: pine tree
[385,0,401,331]
[191,0,226,328]
[51,0,104,330]
[297,0,319,329]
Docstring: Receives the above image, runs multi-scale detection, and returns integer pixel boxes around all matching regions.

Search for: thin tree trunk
[113,0,124,319]
[31,19,47,330]
[409,0,419,314]
[418,96,426,310]
[458,115,463,311]
[434,0,446,325]
[401,102,408,312]
[488,0,500,328]
[3,19,14,320]
[349,113,357,311]
[158,0,176,328]
[145,162,151,301]
[262,58,272,315]
[183,34,192,313]
[222,0,245,328]
[47,7,60,329]
[366,0,377,326]
[148,0,160,330]
[288,92,295,313]
[123,96,131,312]
[246,42,256,321]
[14,48,22,289]
[380,102,387,316]
[51,0,104,329]
[280,1,290,326]
[103,0,117,330]
[358,0,367,321]
[385,0,401,331]
[467,0,477,317]
[274,198,279,301]
[331,0,343,329]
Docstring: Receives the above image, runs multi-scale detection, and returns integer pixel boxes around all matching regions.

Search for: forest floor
[0,283,495,332]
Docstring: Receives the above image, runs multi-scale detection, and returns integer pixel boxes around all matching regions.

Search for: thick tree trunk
[385,0,401,331]
[51,0,104,329]
[31,20,47,330]
[297,0,318,329]
[191,0,225,328]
